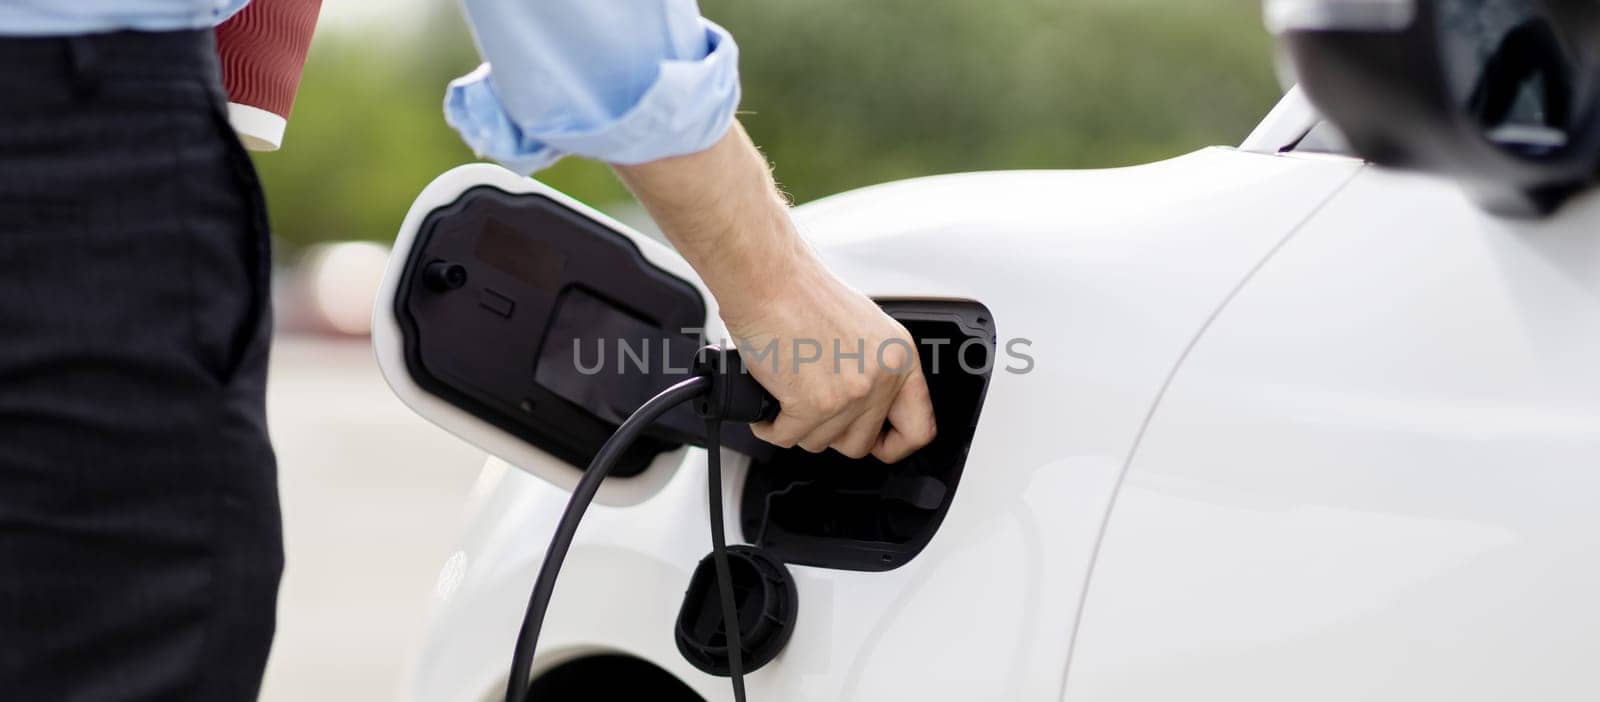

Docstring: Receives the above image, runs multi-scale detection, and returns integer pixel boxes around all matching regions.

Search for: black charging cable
[702,416,747,702]
[504,347,776,702]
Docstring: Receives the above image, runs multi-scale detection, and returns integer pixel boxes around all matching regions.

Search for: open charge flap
[373,165,770,504]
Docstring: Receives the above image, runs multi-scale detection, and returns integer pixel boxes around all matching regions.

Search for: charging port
[738,300,994,572]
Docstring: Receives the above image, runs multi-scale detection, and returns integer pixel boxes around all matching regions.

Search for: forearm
[612,122,821,324]
[612,124,936,462]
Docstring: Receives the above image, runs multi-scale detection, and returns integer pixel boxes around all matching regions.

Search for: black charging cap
[675,545,797,676]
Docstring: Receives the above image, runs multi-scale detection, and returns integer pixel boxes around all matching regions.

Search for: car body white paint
[1064,168,1600,701]
[378,88,1599,701]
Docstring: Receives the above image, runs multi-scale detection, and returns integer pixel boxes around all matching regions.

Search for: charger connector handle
[692,346,780,424]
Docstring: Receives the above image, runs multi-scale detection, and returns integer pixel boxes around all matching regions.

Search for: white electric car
[376,2,1600,700]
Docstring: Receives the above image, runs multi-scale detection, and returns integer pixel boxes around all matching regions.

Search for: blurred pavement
[258,335,485,701]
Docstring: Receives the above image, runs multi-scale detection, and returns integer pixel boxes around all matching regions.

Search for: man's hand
[721,261,936,462]
[613,122,937,462]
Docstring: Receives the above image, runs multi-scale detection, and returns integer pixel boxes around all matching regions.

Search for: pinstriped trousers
[0,29,281,701]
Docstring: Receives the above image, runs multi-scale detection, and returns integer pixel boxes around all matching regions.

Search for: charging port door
[373,165,766,500]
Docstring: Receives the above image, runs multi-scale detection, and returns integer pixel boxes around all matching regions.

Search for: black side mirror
[1270,0,1600,216]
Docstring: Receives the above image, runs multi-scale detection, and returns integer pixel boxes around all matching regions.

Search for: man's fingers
[834,415,886,460]
[797,410,858,454]
[870,373,937,464]
[750,411,812,450]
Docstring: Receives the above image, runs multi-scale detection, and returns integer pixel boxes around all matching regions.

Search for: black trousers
[0,30,281,700]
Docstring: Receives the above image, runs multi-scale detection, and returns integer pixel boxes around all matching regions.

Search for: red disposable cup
[214,0,323,151]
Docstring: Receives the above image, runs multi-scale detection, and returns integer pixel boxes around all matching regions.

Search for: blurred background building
[257,0,1282,698]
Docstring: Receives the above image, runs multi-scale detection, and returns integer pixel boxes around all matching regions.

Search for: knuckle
[878,341,912,370]
[836,441,872,460]
[843,375,873,401]
[810,391,849,417]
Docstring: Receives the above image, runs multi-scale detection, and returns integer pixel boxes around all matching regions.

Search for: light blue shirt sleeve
[446,0,741,175]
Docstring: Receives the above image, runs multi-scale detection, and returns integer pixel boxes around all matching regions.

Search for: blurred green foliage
[252,0,1281,251]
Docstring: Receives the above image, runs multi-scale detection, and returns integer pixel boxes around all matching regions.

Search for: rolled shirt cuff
[444,19,741,175]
